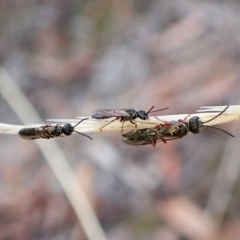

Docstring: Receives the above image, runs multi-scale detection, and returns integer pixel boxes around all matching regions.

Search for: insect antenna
[73,118,93,140]
[146,106,169,114]
[143,106,169,124]
[202,125,234,137]
[73,118,89,128]
[200,105,234,137]
[74,131,93,140]
[146,106,155,114]
[202,105,229,124]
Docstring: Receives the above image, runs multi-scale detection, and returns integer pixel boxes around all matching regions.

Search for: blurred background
[0,0,240,239]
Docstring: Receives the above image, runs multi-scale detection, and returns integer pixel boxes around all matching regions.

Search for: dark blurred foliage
[0,0,240,239]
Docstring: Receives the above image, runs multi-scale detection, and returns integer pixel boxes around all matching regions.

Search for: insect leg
[178,114,191,122]
[155,116,171,126]
[121,120,125,135]
[129,120,137,129]
[99,118,118,131]
[151,141,156,147]
[154,121,172,129]
[160,138,167,144]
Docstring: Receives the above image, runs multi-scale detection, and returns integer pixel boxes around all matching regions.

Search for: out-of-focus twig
[205,123,240,227]
[157,195,219,240]
[0,66,108,240]
[204,0,240,227]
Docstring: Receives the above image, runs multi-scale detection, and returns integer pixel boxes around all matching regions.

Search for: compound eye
[62,123,74,135]
[137,110,148,120]
[189,116,201,134]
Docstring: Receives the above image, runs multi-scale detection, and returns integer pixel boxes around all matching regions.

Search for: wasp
[122,105,234,147]
[91,106,168,131]
[19,118,92,140]
[122,120,188,147]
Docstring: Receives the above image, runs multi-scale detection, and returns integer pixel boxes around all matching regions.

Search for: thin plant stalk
[0,66,108,240]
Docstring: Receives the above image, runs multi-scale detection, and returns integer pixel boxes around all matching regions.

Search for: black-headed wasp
[122,105,234,147]
[91,106,168,131]
[19,118,92,140]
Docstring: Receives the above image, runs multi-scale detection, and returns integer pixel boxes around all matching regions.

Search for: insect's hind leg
[121,121,125,135]
[129,120,137,129]
[154,116,172,126]
[120,120,137,134]
[178,114,191,122]
[150,141,157,147]
[99,118,117,131]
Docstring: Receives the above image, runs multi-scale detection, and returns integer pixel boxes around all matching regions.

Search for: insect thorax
[44,125,62,137]
[158,121,189,138]
[125,109,138,119]
[176,123,189,138]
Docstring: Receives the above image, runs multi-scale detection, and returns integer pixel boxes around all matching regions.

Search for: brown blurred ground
[0,0,240,239]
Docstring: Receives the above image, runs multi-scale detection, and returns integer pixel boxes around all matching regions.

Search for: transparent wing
[122,122,188,146]
[122,127,178,146]
[91,109,130,119]
[19,124,63,140]
[19,127,43,140]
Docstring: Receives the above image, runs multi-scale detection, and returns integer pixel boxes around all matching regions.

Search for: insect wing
[122,129,151,146]
[19,127,43,140]
[91,109,131,119]
[19,125,63,140]
[123,122,187,146]
[122,128,165,146]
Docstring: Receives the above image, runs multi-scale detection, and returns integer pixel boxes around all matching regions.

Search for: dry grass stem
[1,105,240,135]
[0,67,108,240]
